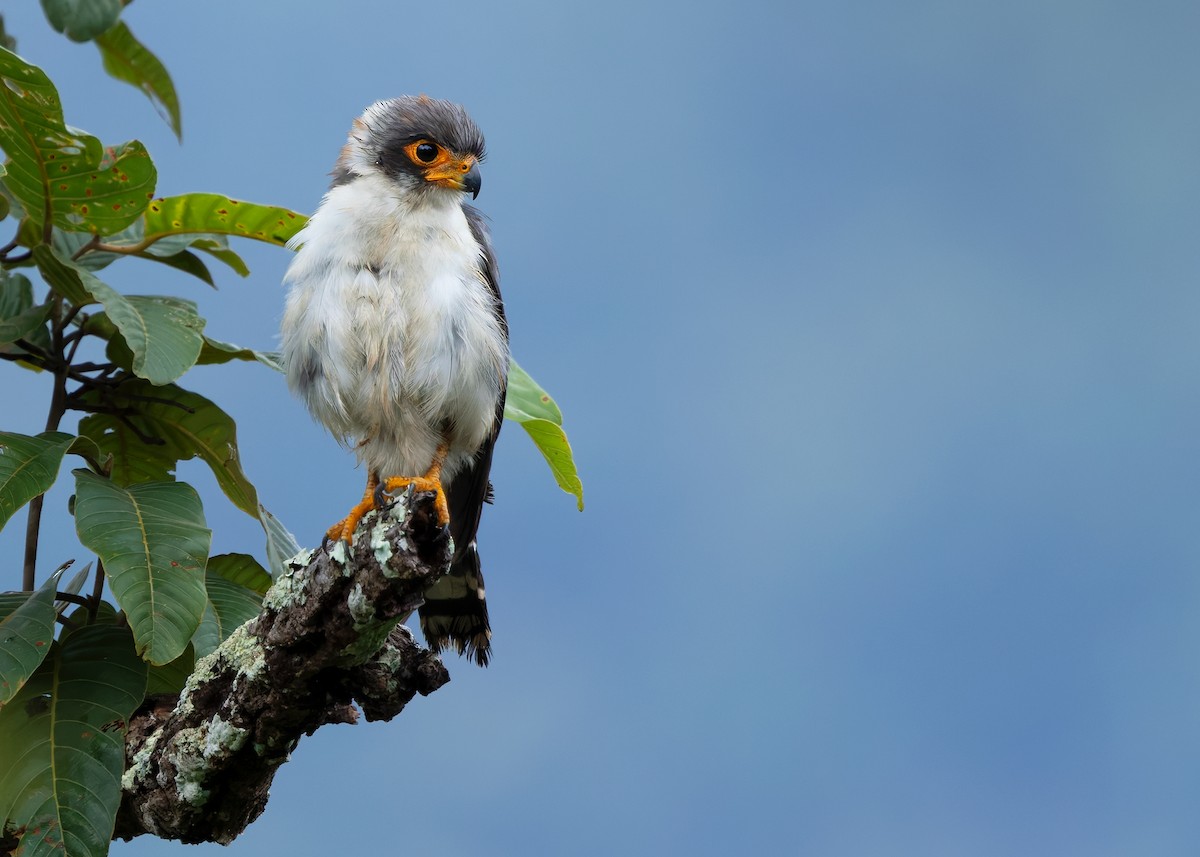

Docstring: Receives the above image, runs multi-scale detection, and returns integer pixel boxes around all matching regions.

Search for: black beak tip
[464,164,482,199]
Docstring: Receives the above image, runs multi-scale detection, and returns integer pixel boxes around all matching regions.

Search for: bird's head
[333,95,485,200]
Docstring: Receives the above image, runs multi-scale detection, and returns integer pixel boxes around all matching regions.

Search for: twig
[1,251,32,267]
[24,298,74,589]
[70,235,101,261]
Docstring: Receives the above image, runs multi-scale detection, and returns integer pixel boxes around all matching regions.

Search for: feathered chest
[281,177,508,448]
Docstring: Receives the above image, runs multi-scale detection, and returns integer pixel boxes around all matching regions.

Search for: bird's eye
[414,143,439,163]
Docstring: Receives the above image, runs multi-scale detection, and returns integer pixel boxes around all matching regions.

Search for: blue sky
[3,1,1200,854]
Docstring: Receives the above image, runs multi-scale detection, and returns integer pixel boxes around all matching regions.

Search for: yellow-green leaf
[0,47,156,235]
[503,359,584,510]
[143,193,306,247]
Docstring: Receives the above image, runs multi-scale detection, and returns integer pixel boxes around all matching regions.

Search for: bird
[280,96,509,666]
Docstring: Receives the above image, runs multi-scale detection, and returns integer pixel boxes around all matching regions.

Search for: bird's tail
[419,542,491,666]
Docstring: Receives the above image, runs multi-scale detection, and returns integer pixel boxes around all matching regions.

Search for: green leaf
[191,238,250,277]
[40,0,123,42]
[56,561,92,605]
[73,470,211,665]
[76,379,262,517]
[517,419,584,511]
[192,554,266,658]
[503,359,584,510]
[259,504,300,578]
[0,47,156,235]
[94,21,181,140]
[0,571,61,707]
[0,268,34,319]
[504,358,564,424]
[142,193,306,248]
[0,593,29,623]
[84,224,250,282]
[66,599,116,630]
[34,246,206,384]
[144,247,215,287]
[206,552,271,595]
[197,335,283,372]
[0,300,50,346]
[0,624,146,857]
[0,260,52,362]
[77,411,175,487]
[146,642,193,696]
[0,431,74,532]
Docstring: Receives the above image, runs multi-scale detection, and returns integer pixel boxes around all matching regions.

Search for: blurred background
[2,1,1199,854]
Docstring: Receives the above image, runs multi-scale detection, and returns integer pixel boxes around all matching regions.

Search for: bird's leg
[380,442,451,527]
[326,472,381,544]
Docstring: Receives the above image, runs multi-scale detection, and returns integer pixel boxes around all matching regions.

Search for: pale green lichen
[286,547,315,570]
[205,715,249,757]
[123,732,160,790]
[347,582,375,626]
[123,626,266,794]
[370,519,393,565]
[339,618,399,664]
[262,569,306,611]
[221,624,267,686]
[170,715,248,806]
[327,540,348,566]
[171,727,212,805]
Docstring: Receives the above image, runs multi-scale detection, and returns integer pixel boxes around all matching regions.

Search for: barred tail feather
[419,541,491,666]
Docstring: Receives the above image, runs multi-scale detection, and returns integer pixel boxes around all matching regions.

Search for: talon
[379,443,452,527]
[381,476,450,527]
[326,473,380,544]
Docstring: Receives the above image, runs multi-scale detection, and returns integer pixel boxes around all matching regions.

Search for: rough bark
[112,490,453,845]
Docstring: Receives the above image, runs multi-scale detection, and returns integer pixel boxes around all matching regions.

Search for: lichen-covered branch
[113,490,453,845]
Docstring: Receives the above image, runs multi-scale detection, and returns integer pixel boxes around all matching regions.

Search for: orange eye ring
[405,139,446,166]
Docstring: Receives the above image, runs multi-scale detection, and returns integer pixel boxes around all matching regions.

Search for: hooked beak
[425,156,482,199]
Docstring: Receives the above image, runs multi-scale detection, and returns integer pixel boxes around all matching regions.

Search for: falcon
[280,96,508,666]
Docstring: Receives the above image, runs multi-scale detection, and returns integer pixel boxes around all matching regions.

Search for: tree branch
[113,490,454,845]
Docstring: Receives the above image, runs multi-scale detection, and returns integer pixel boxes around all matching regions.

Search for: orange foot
[326,444,452,544]
[380,442,451,527]
[380,474,450,527]
[326,474,380,544]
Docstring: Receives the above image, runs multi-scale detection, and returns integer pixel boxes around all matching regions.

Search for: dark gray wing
[418,203,508,667]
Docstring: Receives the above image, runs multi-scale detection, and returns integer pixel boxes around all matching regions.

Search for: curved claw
[326,473,382,544]
[381,475,450,526]
[326,495,377,543]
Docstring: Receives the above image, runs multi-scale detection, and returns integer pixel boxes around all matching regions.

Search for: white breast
[281,174,507,481]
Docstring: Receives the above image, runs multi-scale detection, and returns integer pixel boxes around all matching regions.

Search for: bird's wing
[419,204,508,666]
